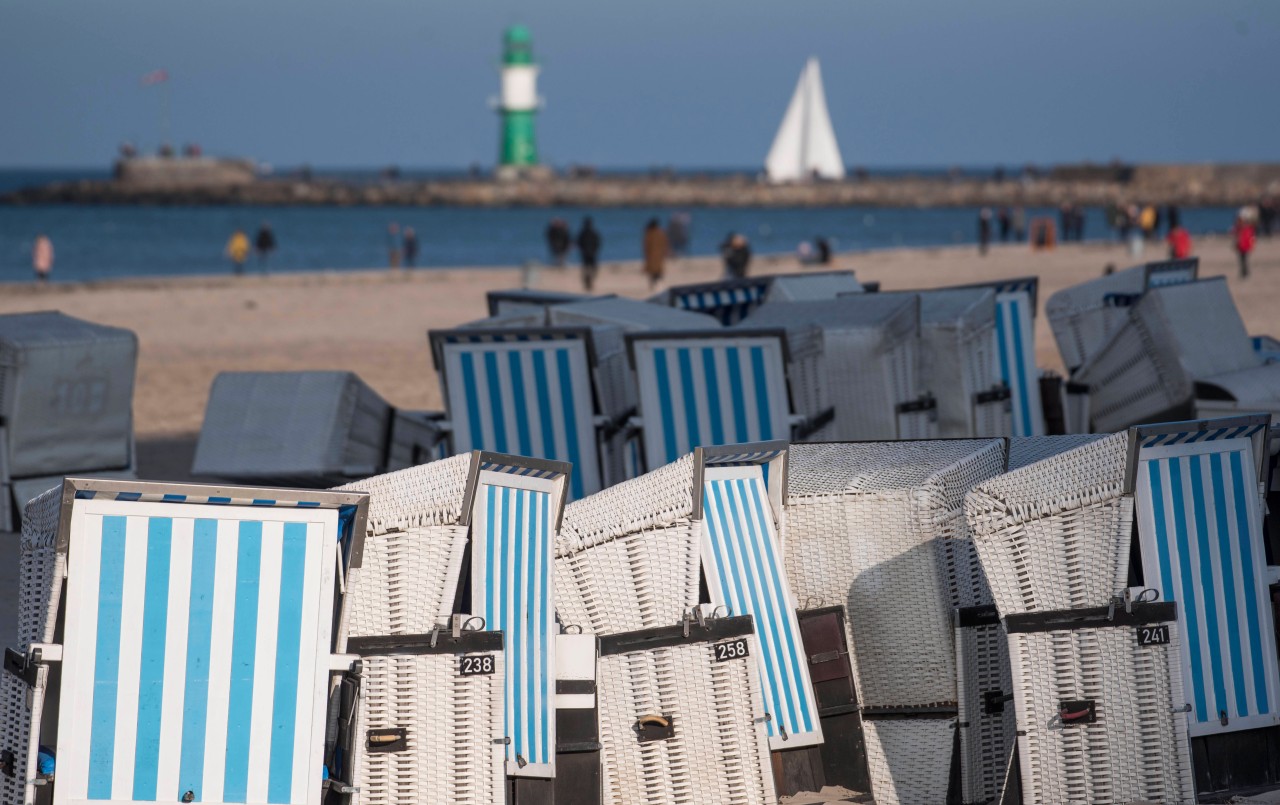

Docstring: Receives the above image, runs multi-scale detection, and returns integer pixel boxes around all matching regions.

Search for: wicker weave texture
[0,488,63,805]
[1007,435,1106,472]
[345,525,469,637]
[597,637,775,805]
[967,433,1132,616]
[335,454,473,536]
[862,718,956,805]
[784,440,1005,709]
[1008,624,1195,805]
[1073,317,1190,433]
[956,622,1016,805]
[351,651,505,805]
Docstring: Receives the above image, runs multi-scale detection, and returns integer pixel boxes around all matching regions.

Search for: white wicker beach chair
[965,433,1197,804]
[661,271,861,325]
[192,371,446,487]
[0,477,369,805]
[1075,277,1264,432]
[625,329,830,471]
[741,294,927,440]
[0,312,139,532]
[1046,258,1199,374]
[784,439,1007,805]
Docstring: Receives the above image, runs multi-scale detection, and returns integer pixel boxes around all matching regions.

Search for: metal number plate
[460,654,497,676]
[713,638,750,662]
[1137,625,1170,647]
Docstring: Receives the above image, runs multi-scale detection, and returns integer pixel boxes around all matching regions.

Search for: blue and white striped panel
[994,291,1045,437]
[470,475,555,778]
[701,467,822,750]
[1147,261,1197,288]
[632,338,792,469]
[58,500,337,805]
[674,283,768,325]
[74,491,327,508]
[442,339,599,500]
[1136,438,1280,737]
[1141,424,1267,448]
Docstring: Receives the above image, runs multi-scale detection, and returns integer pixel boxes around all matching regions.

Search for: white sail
[764,58,845,183]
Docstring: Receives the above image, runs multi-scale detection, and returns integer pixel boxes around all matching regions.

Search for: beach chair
[0,312,138,532]
[972,278,1044,437]
[486,288,604,317]
[625,328,830,471]
[1252,334,1280,364]
[1075,277,1266,432]
[1046,258,1199,374]
[0,477,369,805]
[554,449,788,804]
[783,439,1007,805]
[660,271,861,325]
[966,433,1196,804]
[192,371,446,487]
[1129,416,1280,797]
[743,295,929,440]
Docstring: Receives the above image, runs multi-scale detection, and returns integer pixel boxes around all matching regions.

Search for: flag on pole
[140,69,169,86]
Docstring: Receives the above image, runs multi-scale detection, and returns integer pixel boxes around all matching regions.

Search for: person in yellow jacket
[226,229,250,275]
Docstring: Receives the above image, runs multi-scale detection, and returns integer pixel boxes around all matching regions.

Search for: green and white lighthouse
[497,25,541,172]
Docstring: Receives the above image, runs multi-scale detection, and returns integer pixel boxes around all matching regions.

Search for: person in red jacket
[1233,211,1257,278]
[1166,225,1192,259]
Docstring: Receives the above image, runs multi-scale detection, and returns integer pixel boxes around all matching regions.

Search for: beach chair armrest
[598,407,638,441]
[328,653,360,672]
[791,407,835,441]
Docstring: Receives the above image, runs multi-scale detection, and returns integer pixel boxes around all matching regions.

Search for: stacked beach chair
[660,271,863,325]
[782,439,1007,804]
[741,294,926,440]
[0,477,369,805]
[0,312,139,532]
[192,371,446,486]
[431,297,719,497]
[487,288,603,317]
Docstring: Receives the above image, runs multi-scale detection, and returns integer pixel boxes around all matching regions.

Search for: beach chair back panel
[1145,257,1199,288]
[633,337,791,469]
[671,281,770,325]
[440,338,598,499]
[1136,432,1280,737]
[470,470,557,777]
[56,500,338,805]
[994,290,1045,437]
[701,465,822,750]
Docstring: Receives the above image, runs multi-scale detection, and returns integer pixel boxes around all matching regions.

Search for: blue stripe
[701,348,725,446]
[268,523,308,803]
[1188,456,1228,718]
[1210,453,1250,716]
[87,515,128,799]
[162,494,187,502]
[513,489,527,762]
[750,346,773,440]
[727,347,748,443]
[117,492,142,501]
[653,349,678,464]
[508,351,533,456]
[539,492,551,763]
[742,478,814,734]
[486,487,499,632]
[677,347,702,454]
[1229,449,1270,713]
[133,517,174,799]
[531,351,557,461]
[1006,298,1033,437]
[483,351,509,453]
[706,482,750,650]
[555,349,585,500]
[179,520,218,802]
[224,521,263,802]
[459,351,484,452]
[1168,458,1209,722]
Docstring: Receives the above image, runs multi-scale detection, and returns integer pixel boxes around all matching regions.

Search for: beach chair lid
[1135,278,1257,380]
[548,296,721,332]
[485,288,604,316]
[788,439,1004,499]
[1124,413,1270,494]
[944,276,1039,315]
[1007,434,1106,471]
[0,310,138,353]
[741,293,919,345]
[1196,362,1280,407]
[864,286,996,330]
[764,270,862,301]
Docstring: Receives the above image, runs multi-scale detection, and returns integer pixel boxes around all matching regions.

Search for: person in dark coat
[978,208,993,255]
[546,218,571,266]
[255,222,277,272]
[997,208,1011,242]
[814,236,832,265]
[577,217,602,291]
[720,233,751,279]
[402,227,419,268]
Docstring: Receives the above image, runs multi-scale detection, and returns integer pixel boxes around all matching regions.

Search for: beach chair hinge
[3,644,61,688]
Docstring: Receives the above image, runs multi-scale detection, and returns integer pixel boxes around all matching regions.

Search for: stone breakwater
[5,164,1279,208]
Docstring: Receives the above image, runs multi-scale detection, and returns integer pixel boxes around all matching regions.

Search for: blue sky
[2,0,1278,169]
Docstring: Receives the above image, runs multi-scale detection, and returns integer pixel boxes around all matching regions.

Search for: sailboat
[764,57,845,183]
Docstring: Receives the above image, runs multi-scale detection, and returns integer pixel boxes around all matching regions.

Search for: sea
[0,168,1242,284]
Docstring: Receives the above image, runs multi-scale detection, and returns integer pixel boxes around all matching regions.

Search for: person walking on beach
[997,208,1011,242]
[1233,210,1257,278]
[255,222,277,272]
[721,233,751,279]
[225,228,250,275]
[1166,225,1192,260]
[667,212,691,257]
[32,234,53,283]
[402,227,419,268]
[546,218,571,266]
[643,219,669,290]
[386,223,401,269]
[1011,206,1026,241]
[978,208,993,255]
[577,217,602,291]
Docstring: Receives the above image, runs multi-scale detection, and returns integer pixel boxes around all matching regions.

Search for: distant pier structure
[495,25,547,181]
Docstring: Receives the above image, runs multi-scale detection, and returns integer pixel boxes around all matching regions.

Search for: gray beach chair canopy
[662,270,862,325]
[485,288,605,317]
[192,370,444,486]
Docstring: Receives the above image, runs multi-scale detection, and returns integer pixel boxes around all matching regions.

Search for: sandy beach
[1,235,1277,481]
